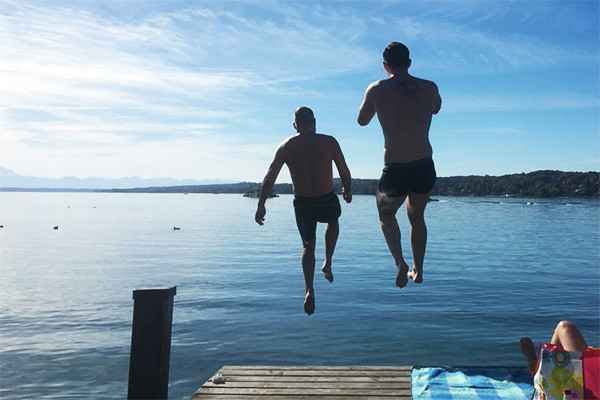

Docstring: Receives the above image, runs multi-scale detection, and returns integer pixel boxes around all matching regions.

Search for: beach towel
[411,366,534,400]
[532,343,600,400]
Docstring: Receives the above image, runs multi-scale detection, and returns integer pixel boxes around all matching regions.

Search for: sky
[0,0,598,182]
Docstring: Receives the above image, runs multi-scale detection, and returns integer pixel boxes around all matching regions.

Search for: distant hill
[430,170,599,198]
[0,167,234,189]
[104,170,599,199]
[1,168,597,198]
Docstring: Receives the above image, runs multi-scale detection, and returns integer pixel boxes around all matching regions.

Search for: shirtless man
[255,106,352,315]
[357,42,441,288]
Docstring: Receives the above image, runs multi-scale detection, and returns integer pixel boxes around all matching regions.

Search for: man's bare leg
[377,192,410,288]
[321,219,339,283]
[301,238,316,315]
[406,192,429,283]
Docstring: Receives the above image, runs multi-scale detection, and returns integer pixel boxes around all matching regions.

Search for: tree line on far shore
[108,170,599,198]
[428,170,598,198]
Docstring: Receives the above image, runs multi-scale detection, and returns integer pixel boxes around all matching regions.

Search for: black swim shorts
[293,192,341,243]
[378,156,436,197]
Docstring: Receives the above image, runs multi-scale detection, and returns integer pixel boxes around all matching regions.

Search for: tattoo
[394,78,418,98]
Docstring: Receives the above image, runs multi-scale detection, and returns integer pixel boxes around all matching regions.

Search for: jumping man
[357,42,441,288]
[255,107,352,315]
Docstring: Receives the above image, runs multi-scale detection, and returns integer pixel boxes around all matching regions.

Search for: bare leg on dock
[377,192,410,288]
[321,220,338,283]
[406,193,429,284]
[520,320,589,378]
[301,238,316,315]
[519,337,537,377]
[550,320,588,351]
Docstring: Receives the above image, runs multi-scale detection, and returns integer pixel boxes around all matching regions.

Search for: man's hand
[255,205,266,225]
[342,187,352,203]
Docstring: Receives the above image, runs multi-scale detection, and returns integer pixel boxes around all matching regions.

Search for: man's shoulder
[413,76,438,89]
[316,133,339,145]
[277,134,300,152]
[281,134,300,144]
[316,133,335,139]
[368,79,387,91]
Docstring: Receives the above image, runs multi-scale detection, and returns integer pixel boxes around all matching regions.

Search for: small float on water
[243,188,278,198]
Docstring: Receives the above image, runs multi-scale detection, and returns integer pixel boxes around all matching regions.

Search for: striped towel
[411,367,534,400]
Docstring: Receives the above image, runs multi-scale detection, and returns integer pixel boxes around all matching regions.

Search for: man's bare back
[359,75,441,163]
[357,42,441,288]
[278,133,340,197]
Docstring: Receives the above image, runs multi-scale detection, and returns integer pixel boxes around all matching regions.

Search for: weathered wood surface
[191,366,412,399]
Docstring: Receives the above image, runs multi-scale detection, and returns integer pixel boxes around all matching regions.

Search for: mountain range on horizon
[0,167,236,190]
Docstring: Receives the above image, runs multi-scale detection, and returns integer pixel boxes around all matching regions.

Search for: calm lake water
[0,193,598,399]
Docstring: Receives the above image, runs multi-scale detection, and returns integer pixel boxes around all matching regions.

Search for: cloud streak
[0,1,597,180]
[444,92,599,113]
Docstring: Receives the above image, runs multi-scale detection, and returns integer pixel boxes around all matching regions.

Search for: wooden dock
[191,365,412,399]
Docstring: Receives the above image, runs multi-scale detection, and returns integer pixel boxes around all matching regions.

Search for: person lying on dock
[357,41,441,288]
[520,320,590,377]
[255,106,352,315]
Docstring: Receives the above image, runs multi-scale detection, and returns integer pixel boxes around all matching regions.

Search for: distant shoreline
[1,170,598,199]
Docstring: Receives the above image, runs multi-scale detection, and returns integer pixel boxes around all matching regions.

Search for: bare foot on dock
[396,262,409,288]
[321,261,333,283]
[304,291,315,315]
[520,337,537,377]
[408,267,423,284]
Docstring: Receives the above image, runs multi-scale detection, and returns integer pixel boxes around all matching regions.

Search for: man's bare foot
[520,337,537,377]
[408,267,423,283]
[396,263,409,288]
[304,291,315,315]
[321,261,333,283]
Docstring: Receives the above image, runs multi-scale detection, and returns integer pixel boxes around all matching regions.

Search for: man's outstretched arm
[357,84,376,126]
[255,148,285,225]
[332,139,352,203]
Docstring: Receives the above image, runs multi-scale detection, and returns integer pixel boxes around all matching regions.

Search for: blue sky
[1,1,598,182]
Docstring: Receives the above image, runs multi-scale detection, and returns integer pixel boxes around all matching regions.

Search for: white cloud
[0,1,596,180]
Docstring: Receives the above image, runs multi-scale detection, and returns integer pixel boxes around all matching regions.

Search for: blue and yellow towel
[412,367,534,400]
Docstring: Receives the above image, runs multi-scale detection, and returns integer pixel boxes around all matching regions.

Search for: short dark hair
[383,42,410,69]
[294,106,314,126]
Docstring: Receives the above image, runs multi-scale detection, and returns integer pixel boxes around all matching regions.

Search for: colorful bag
[532,343,599,400]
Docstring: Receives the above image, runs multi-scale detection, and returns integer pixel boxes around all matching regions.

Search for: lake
[0,192,598,399]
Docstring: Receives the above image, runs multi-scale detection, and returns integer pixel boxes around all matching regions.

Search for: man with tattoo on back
[357,42,441,289]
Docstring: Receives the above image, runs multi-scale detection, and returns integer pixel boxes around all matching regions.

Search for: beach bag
[531,343,599,400]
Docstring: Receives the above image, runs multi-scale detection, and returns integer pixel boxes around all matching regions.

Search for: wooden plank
[191,366,413,399]
[216,368,410,377]
[220,366,412,371]
[201,381,411,388]
[204,375,410,383]
[196,387,408,395]
[201,381,411,389]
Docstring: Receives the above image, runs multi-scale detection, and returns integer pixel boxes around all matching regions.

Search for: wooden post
[127,286,176,400]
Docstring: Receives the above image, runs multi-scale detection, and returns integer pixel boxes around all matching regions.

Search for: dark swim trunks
[378,156,436,197]
[293,192,341,243]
